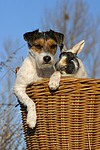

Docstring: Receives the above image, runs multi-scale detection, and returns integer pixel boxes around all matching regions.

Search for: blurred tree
[41,0,100,79]
[0,39,26,149]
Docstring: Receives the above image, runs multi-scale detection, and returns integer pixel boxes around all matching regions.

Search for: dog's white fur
[49,40,87,90]
[13,48,56,128]
[13,29,64,129]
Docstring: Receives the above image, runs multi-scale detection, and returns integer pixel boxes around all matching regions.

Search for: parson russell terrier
[13,29,64,128]
[49,40,87,90]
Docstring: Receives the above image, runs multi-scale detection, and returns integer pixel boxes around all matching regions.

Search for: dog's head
[55,40,87,78]
[23,29,64,69]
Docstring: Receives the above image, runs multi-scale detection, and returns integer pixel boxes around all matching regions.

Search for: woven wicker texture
[20,77,100,150]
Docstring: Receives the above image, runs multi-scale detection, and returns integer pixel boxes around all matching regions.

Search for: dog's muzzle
[43,56,51,64]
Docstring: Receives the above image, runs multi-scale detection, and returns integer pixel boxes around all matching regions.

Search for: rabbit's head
[55,40,87,78]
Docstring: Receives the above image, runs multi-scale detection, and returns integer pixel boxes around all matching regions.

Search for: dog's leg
[49,71,61,90]
[13,84,37,128]
[13,57,38,128]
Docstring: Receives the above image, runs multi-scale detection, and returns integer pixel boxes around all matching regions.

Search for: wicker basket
[20,77,100,150]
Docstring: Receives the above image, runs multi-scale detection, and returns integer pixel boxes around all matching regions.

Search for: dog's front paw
[27,108,37,129]
[49,71,61,90]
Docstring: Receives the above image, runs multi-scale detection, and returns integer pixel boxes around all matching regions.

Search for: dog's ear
[60,44,67,52]
[71,40,85,55]
[50,30,64,46]
[54,32,64,46]
[23,29,39,46]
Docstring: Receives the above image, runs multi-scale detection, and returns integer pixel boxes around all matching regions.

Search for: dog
[49,40,87,90]
[13,29,64,128]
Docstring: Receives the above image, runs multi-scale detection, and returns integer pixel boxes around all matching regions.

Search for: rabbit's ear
[71,40,85,54]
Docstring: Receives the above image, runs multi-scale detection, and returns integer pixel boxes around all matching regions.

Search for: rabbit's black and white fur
[49,40,87,90]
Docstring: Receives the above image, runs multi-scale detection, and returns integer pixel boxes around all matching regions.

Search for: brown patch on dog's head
[23,29,64,55]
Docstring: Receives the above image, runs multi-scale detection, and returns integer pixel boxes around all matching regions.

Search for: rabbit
[49,40,87,90]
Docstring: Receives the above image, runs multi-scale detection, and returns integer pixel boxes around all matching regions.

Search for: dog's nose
[43,56,51,63]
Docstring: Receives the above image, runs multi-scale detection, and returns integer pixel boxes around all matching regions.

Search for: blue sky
[0,0,100,51]
[0,0,100,72]
[0,0,60,52]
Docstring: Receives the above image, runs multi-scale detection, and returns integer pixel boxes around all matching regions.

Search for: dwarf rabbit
[49,40,87,90]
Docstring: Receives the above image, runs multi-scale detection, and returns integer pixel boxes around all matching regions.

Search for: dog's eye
[33,44,43,49]
[50,44,57,49]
